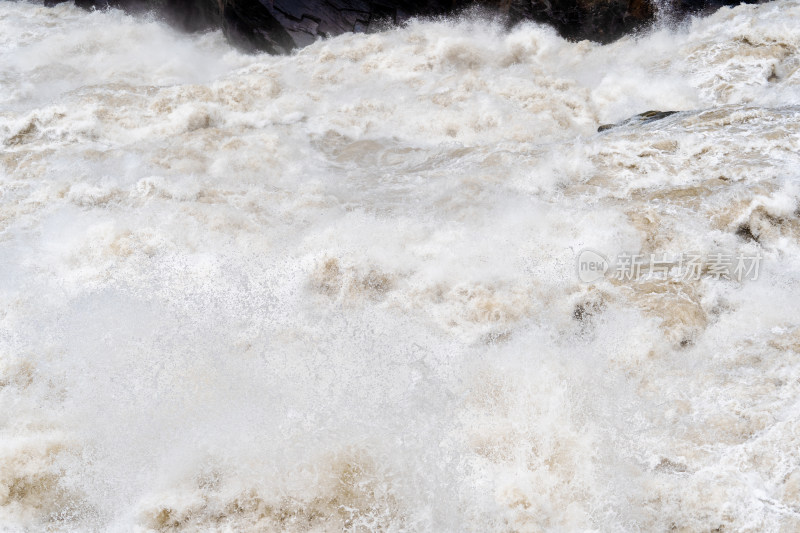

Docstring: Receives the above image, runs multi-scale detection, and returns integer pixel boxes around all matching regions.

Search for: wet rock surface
[218,0,465,52]
[45,0,761,53]
[598,110,680,132]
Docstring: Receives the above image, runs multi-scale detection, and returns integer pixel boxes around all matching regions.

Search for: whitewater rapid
[1,0,800,531]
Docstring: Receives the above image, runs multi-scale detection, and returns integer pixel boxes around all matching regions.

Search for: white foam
[2,0,800,530]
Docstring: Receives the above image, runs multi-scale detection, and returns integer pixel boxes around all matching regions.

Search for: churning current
[1,0,800,531]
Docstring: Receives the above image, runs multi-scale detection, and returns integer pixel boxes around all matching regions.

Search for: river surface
[2,1,800,530]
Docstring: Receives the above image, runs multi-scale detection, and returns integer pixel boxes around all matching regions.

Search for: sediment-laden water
[2,1,800,530]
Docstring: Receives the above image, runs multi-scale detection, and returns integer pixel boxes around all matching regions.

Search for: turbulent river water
[2,0,800,530]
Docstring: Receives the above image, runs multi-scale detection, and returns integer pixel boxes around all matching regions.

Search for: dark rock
[676,0,760,15]
[218,0,474,51]
[51,0,759,54]
[219,0,296,54]
[162,0,222,32]
[507,0,655,44]
[597,110,679,132]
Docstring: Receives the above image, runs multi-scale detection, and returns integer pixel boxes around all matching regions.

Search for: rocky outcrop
[508,0,654,43]
[217,0,464,53]
[46,0,761,53]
